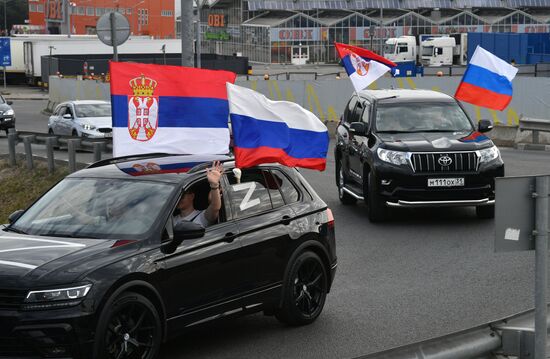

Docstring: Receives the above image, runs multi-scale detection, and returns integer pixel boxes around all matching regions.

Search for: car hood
[0,103,12,113]
[0,231,116,287]
[77,117,112,128]
[377,131,494,152]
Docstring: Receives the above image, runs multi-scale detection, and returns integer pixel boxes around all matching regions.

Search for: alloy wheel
[292,257,326,317]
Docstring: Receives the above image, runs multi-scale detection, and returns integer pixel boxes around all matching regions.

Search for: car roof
[62,100,110,105]
[357,89,454,103]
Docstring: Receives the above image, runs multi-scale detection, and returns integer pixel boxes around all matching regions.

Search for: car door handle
[280,215,292,226]
[224,232,237,243]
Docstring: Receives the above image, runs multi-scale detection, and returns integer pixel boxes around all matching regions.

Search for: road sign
[495,176,540,252]
[0,38,11,67]
[96,12,130,47]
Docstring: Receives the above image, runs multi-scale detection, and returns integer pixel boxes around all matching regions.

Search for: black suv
[335,89,504,222]
[0,154,336,359]
[0,95,15,135]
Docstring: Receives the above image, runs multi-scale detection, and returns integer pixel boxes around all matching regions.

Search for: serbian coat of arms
[128,74,159,141]
[349,53,370,77]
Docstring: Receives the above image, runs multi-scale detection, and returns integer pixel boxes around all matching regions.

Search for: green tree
[0,0,29,34]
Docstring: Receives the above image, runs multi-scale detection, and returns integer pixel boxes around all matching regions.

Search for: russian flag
[227,83,329,171]
[110,62,236,157]
[335,42,396,92]
[455,46,518,111]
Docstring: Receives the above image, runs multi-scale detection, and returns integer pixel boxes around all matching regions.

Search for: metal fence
[5,130,112,174]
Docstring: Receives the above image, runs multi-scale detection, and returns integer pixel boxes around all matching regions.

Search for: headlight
[478,146,500,163]
[5,109,14,116]
[82,124,96,131]
[377,148,409,166]
[23,284,92,309]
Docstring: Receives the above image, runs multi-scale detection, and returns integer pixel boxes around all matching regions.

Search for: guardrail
[6,129,112,174]
[363,306,547,359]
[519,117,550,145]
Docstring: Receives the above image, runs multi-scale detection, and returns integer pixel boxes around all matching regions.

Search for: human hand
[207,160,224,186]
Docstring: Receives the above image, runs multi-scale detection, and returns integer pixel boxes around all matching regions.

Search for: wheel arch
[95,275,168,342]
[278,238,332,308]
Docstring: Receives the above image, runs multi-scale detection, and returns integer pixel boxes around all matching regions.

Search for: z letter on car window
[232,182,261,211]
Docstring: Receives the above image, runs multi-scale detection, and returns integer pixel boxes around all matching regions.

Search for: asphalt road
[4,99,550,359]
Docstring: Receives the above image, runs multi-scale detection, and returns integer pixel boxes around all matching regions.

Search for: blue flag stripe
[230,114,329,159]
[462,64,513,96]
[111,95,229,128]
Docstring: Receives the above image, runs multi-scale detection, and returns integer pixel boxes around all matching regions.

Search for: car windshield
[10,178,175,240]
[383,44,395,55]
[75,104,111,117]
[376,102,473,133]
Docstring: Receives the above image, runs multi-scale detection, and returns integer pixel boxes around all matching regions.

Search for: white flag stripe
[113,128,230,157]
[227,83,327,133]
[469,46,518,81]
[349,59,391,92]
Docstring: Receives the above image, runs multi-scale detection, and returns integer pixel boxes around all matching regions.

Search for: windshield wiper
[403,129,462,133]
[39,233,99,239]
[3,226,27,234]
[377,130,411,134]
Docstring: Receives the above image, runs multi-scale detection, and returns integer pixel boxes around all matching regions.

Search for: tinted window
[350,101,363,123]
[361,104,371,125]
[263,170,285,208]
[344,96,358,124]
[271,169,300,204]
[226,169,273,217]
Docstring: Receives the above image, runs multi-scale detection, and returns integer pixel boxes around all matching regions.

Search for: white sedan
[48,100,112,139]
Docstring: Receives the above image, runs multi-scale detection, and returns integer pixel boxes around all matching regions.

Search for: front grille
[0,288,27,310]
[97,128,112,133]
[411,152,479,173]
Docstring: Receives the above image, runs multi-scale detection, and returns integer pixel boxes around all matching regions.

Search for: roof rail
[87,153,176,169]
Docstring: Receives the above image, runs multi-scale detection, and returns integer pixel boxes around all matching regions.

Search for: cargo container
[467,32,550,65]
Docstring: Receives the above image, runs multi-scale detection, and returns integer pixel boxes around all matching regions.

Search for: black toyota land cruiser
[335,89,504,222]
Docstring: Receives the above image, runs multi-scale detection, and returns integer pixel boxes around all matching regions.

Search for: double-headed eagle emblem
[128,74,159,141]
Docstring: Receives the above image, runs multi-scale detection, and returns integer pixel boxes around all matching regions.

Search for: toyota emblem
[438,155,453,167]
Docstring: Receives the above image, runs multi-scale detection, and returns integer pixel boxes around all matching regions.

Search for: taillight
[326,208,334,230]
[111,239,137,248]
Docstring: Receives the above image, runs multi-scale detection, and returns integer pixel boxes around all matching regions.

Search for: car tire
[94,291,162,359]
[366,171,388,223]
[476,205,495,219]
[276,251,328,326]
[72,129,78,137]
[336,159,356,205]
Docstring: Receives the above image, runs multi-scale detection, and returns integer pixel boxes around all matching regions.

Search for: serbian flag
[110,62,236,157]
[227,83,329,171]
[455,46,518,111]
[335,42,396,92]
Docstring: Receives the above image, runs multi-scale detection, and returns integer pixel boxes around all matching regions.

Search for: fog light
[381,179,392,186]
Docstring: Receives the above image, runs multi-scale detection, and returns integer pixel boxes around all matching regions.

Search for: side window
[271,169,300,204]
[436,47,443,55]
[398,43,408,53]
[344,96,358,124]
[226,168,273,218]
[350,101,363,123]
[263,170,285,208]
[58,106,67,116]
[66,106,74,117]
[361,104,371,125]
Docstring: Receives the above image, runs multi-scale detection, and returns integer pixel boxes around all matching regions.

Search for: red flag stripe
[234,147,326,171]
[109,62,237,99]
[334,42,397,68]
[455,82,512,111]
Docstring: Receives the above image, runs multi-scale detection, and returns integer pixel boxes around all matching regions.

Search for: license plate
[427,178,464,187]
[104,132,112,138]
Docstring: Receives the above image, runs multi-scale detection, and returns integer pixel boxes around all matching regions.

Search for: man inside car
[174,161,224,227]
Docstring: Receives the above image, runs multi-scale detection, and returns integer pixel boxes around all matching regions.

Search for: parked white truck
[384,34,467,66]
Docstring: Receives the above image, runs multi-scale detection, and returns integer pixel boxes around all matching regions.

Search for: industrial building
[193,0,550,63]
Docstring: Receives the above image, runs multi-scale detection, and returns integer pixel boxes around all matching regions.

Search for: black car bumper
[373,160,504,207]
[0,306,95,359]
[0,116,15,131]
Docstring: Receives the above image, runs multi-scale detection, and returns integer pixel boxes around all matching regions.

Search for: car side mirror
[8,209,24,224]
[350,122,367,136]
[63,113,73,119]
[7,101,13,105]
[162,220,205,254]
[478,119,493,133]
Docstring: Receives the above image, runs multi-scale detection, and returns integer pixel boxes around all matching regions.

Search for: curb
[5,97,49,101]
[515,143,550,151]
